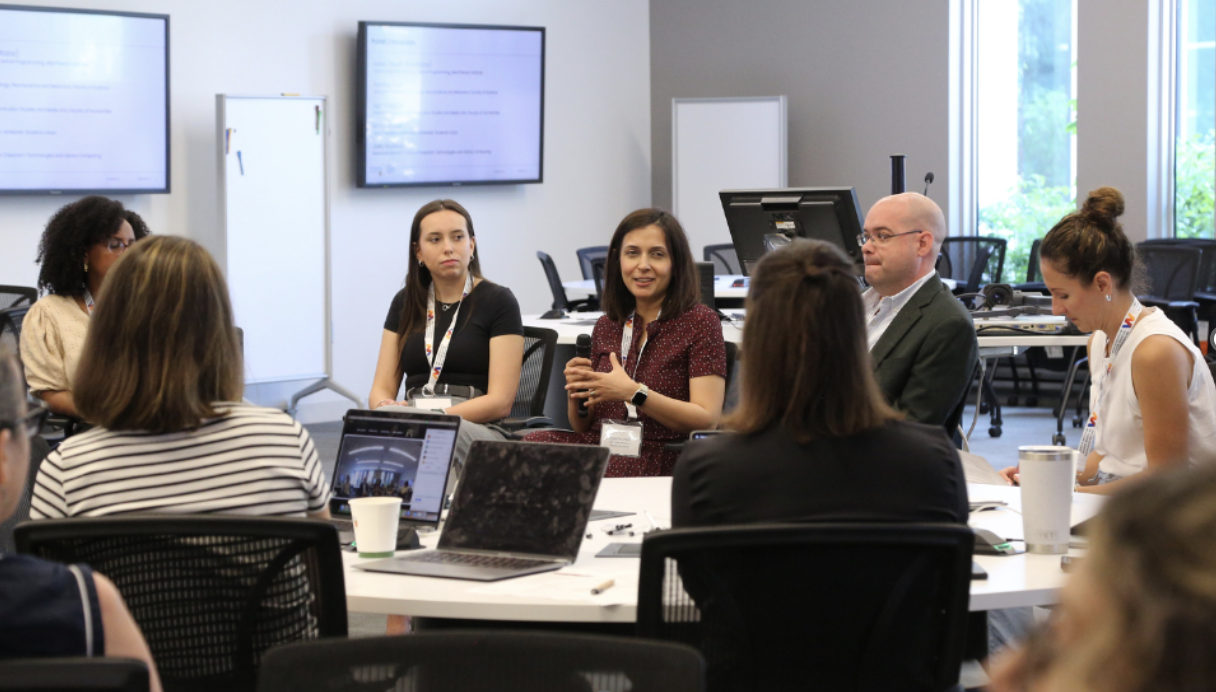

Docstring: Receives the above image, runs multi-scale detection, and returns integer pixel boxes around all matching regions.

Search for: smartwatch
[630,383,650,407]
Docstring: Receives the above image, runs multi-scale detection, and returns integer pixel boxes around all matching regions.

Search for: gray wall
[650,0,952,226]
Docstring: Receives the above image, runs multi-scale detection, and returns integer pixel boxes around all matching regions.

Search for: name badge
[600,420,642,457]
[411,396,452,411]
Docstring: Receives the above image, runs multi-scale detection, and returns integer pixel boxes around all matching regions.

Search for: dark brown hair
[1040,186,1138,289]
[36,195,151,298]
[74,236,244,433]
[725,238,899,441]
[600,209,699,322]
[394,200,484,354]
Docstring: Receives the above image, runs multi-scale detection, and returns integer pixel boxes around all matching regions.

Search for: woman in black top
[672,238,968,528]
[369,200,524,441]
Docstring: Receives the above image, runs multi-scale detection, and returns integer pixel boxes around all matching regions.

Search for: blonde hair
[75,236,243,432]
[1029,467,1216,692]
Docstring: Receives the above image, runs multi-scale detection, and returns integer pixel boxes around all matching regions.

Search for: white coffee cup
[349,497,402,558]
[1017,446,1075,554]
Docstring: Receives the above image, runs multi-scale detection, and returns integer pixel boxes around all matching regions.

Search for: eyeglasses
[0,405,49,438]
[856,230,924,246]
[102,238,134,254]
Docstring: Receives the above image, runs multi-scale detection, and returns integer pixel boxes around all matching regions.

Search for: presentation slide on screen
[364,24,542,185]
[0,9,167,192]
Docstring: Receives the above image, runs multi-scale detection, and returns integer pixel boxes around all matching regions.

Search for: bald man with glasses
[860,192,977,430]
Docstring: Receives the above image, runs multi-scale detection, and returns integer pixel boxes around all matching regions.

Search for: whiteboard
[218,96,329,384]
[673,96,788,253]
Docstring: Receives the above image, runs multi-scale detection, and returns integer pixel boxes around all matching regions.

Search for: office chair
[1139,238,1216,328]
[494,326,557,433]
[590,256,608,306]
[638,523,973,692]
[937,237,1006,294]
[0,285,36,311]
[0,658,150,691]
[576,246,610,281]
[256,631,705,692]
[16,516,348,692]
[537,251,596,318]
[1136,243,1201,342]
[702,244,738,276]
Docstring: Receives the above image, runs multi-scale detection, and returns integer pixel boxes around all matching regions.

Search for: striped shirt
[31,403,330,519]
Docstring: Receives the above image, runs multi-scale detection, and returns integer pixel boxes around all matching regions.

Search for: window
[1175,0,1215,238]
[973,0,1077,282]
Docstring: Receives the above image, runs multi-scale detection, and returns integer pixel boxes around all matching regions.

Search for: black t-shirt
[672,420,969,528]
[383,281,524,393]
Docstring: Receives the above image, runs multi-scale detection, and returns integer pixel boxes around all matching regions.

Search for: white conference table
[344,477,1105,622]
[564,275,959,300]
[524,313,1089,355]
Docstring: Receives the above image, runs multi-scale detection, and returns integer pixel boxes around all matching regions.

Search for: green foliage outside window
[978,175,1075,283]
[1175,131,1215,239]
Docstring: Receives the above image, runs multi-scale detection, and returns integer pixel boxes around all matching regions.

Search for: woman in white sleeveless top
[1001,187,1216,494]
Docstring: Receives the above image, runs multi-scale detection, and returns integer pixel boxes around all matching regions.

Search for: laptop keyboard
[402,551,555,570]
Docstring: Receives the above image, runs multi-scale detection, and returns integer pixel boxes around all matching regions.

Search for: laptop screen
[439,441,610,560]
[330,410,460,526]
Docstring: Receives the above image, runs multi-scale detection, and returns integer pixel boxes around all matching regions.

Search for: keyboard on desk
[401,551,555,571]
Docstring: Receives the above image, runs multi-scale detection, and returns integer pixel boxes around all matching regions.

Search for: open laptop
[327,409,462,541]
[355,440,610,581]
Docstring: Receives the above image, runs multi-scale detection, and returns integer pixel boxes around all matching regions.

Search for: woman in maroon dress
[526,209,726,476]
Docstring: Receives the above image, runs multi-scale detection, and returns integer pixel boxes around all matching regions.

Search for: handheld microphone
[575,334,592,418]
[923,172,935,196]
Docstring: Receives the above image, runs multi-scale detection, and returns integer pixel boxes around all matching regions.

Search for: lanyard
[83,289,95,315]
[422,274,473,396]
[620,309,658,419]
[1078,298,1144,457]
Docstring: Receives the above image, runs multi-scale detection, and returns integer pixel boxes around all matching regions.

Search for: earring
[418,260,425,268]
[83,259,89,273]
[1105,294,1112,302]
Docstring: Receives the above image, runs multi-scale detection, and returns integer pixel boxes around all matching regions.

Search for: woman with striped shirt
[30,236,330,520]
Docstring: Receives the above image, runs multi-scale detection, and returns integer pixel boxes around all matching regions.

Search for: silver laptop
[355,440,610,581]
[327,409,462,541]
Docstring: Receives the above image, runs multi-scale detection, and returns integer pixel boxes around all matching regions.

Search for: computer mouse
[973,528,1019,555]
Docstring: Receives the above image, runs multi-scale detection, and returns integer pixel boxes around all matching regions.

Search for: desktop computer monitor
[719,187,865,276]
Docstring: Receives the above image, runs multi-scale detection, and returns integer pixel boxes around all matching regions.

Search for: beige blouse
[20,294,89,395]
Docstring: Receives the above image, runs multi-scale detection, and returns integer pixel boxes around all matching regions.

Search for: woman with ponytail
[672,238,968,528]
[999,187,1216,493]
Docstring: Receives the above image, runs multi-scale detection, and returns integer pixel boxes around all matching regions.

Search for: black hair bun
[1081,187,1125,231]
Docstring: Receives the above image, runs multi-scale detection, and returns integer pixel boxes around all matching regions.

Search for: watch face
[631,390,648,406]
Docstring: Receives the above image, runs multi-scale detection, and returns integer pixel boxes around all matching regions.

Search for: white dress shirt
[863,271,937,351]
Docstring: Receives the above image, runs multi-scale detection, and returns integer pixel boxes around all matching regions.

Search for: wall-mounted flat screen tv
[357,21,544,188]
[0,4,169,195]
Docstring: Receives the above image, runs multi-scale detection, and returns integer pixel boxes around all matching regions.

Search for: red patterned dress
[526,303,727,476]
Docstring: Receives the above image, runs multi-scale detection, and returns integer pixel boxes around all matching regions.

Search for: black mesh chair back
[0,434,50,554]
[511,327,558,419]
[0,658,150,691]
[576,246,610,281]
[1137,244,1201,301]
[0,305,30,391]
[15,516,348,692]
[1026,238,1042,282]
[703,244,738,275]
[256,631,705,692]
[938,237,1007,292]
[590,256,608,302]
[538,251,572,312]
[723,341,739,393]
[638,523,974,692]
[0,285,36,311]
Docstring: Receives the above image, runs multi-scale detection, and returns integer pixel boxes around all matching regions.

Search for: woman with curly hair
[21,196,149,417]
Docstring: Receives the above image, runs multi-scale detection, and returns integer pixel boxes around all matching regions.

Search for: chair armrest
[507,426,574,441]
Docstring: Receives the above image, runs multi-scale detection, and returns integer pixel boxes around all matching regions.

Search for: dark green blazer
[870,274,978,428]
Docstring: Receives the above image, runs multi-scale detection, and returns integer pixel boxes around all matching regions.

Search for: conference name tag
[600,420,642,458]
[410,397,452,411]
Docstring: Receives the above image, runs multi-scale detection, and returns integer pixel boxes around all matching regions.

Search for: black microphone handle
[575,334,592,418]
